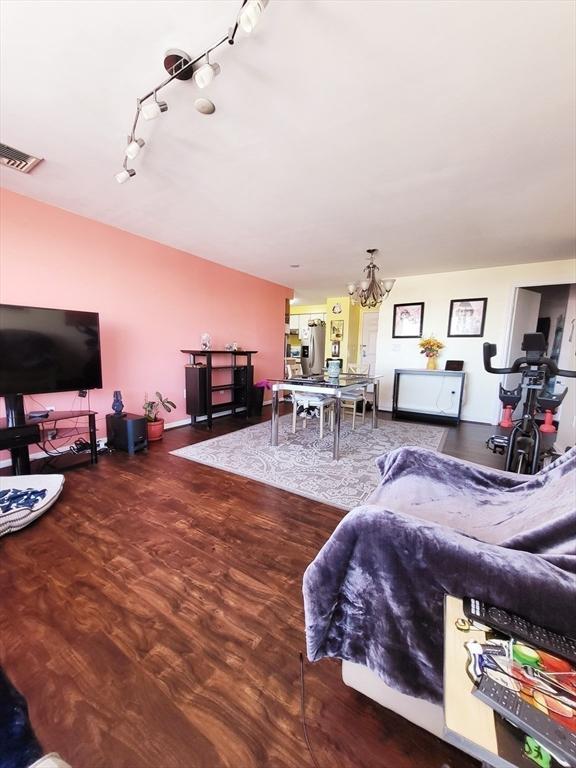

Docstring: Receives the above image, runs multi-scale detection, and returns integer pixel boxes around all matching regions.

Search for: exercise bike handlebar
[483,342,576,378]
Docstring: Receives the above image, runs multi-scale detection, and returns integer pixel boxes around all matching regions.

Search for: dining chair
[341,362,370,429]
[286,363,335,438]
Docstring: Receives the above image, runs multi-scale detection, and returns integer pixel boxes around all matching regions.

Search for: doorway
[507,284,572,368]
[359,311,379,375]
[506,283,575,446]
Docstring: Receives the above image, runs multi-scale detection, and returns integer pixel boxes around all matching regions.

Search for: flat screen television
[0,303,103,396]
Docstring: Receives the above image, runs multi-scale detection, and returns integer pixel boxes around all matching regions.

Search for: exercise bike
[483,332,576,474]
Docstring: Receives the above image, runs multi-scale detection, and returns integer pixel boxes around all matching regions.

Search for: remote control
[464,598,576,665]
[473,673,576,765]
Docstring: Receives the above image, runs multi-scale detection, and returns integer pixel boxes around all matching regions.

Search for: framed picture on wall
[448,297,487,337]
[392,302,424,338]
[330,319,344,341]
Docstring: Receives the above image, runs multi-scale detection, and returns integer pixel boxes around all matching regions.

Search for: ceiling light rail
[116,0,268,184]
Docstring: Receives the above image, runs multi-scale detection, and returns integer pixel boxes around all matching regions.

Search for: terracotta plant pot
[146,418,165,442]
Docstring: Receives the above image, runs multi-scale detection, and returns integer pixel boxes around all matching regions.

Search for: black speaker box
[106,413,147,455]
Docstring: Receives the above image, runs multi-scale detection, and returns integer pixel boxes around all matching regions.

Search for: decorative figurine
[112,390,124,416]
[200,332,211,351]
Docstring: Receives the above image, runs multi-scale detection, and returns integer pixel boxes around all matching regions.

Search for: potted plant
[143,391,176,441]
[418,336,445,370]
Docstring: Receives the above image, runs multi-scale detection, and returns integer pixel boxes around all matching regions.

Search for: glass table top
[271,373,375,389]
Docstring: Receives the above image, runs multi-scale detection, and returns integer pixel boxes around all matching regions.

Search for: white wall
[375,259,576,424]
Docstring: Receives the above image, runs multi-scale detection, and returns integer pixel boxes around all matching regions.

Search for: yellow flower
[418,336,445,357]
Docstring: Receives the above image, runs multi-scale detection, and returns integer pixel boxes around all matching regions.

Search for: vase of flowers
[418,336,445,370]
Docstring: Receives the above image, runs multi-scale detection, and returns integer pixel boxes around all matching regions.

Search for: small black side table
[106,413,147,455]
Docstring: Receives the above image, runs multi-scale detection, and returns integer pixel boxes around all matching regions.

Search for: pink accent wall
[0,189,291,450]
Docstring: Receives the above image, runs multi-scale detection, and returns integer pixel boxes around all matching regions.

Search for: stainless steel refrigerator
[301,324,326,375]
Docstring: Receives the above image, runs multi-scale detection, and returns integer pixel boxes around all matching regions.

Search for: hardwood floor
[0,410,499,768]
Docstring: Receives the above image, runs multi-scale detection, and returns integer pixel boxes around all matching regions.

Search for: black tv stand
[0,401,98,475]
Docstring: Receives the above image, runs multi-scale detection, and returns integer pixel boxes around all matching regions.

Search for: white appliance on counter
[301,323,326,375]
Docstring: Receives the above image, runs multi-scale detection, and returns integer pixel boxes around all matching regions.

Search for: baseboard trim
[165,417,193,430]
[166,408,248,427]
[0,446,68,469]
[0,438,109,470]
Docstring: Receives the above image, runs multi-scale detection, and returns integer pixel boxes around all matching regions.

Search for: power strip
[70,439,92,454]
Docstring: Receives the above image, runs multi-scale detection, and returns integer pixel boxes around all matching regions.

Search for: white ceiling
[1,0,575,303]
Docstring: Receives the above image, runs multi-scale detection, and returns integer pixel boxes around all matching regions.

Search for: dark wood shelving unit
[181,350,257,428]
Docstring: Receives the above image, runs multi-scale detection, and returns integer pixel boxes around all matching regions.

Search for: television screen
[0,304,103,396]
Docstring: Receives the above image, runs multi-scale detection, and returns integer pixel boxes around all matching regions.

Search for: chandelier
[347,249,395,308]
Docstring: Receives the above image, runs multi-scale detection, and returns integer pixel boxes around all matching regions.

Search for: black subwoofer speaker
[106,413,147,455]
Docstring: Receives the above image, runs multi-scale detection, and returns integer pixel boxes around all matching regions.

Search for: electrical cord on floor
[35,442,69,457]
[299,652,321,768]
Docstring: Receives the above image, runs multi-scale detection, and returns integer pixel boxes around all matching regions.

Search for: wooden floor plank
[0,409,485,767]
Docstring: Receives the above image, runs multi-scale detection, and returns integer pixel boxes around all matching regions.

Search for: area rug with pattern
[171,416,447,510]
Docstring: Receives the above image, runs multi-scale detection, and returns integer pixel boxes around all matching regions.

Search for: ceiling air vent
[0,143,43,174]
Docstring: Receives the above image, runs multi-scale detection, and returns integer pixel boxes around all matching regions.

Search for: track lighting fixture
[194,54,221,89]
[142,96,168,121]
[115,168,136,184]
[238,0,269,34]
[125,138,145,160]
[117,0,271,183]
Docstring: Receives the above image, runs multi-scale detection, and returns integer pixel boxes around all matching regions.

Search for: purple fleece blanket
[303,446,576,703]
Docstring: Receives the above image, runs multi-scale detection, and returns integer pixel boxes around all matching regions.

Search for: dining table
[270,373,380,461]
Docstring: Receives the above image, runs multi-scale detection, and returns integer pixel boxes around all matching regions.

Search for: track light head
[194,61,221,89]
[115,168,136,184]
[238,0,269,34]
[125,137,145,160]
[141,99,168,121]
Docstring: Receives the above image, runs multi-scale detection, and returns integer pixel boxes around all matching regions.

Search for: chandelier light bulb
[141,99,168,121]
[194,60,221,89]
[125,138,145,160]
[238,0,269,34]
[115,168,136,184]
[360,279,370,291]
[347,283,356,295]
[383,279,396,292]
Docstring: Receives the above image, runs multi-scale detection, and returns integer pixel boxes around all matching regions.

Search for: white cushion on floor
[0,474,64,537]
[28,754,73,768]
